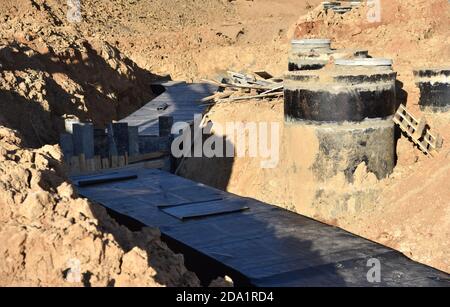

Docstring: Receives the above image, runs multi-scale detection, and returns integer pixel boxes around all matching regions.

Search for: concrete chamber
[284,58,397,182]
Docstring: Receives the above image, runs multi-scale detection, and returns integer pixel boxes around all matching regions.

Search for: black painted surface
[285,71,396,83]
[414,68,450,110]
[72,169,450,287]
[333,71,396,84]
[158,116,174,137]
[138,135,171,153]
[120,83,217,136]
[284,85,396,122]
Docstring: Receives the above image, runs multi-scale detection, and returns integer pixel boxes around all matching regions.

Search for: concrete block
[107,124,118,157]
[310,119,396,181]
[414,67,450,112]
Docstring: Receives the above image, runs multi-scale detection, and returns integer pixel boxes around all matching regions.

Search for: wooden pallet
[393,104,443,156]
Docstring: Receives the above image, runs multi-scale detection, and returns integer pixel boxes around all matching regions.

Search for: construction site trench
[0,0,449,287]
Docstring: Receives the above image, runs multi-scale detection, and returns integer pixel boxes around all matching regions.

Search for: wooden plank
[200,91,234,103]
[261,85,284,95]
[217,91,283,103]
[143,159,166,169]
[86,158,95,173]
[70,158,167,177]
[124,152,129,165]
[412,117,427,139]
[201,79,274,90]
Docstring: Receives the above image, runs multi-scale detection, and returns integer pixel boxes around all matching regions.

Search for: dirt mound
[0,0,324,148]
[0,0,158,148]
[0,126,199,286]
[343,141,450,273]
